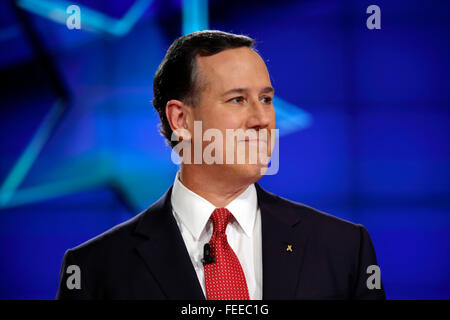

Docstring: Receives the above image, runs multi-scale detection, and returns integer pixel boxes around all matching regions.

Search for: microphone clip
[201,243,215,265]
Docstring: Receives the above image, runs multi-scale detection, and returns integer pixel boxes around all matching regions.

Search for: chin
[223,163,266,184]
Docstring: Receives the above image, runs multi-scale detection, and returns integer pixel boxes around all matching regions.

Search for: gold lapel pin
[286,244,293,252]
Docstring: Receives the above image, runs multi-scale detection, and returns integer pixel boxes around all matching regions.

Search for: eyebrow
[222,86,274,97]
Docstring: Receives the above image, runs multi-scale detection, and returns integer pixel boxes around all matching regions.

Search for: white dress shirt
[170,171,263,300]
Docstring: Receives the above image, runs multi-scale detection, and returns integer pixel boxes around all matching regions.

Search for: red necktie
[204,208,250,300]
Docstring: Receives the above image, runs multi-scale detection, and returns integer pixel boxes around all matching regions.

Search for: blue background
[0,0,449,299]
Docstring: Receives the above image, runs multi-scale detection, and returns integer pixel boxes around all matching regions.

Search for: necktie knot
[211,208,233,235]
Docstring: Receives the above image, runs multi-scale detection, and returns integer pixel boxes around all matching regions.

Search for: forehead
[195,47,271,92]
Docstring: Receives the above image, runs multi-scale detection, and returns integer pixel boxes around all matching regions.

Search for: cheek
[269,110,276,129]
[206,110,242,131]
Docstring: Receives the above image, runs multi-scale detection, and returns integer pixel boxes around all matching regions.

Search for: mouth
[239,137,268,143]
[239,139,267,145]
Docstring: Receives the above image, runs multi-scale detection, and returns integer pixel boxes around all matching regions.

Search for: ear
[166,99,191,139]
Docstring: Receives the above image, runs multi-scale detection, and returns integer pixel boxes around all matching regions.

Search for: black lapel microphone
[201,243,215,265]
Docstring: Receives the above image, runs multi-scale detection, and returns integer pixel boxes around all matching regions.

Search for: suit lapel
[134,186,205,300]
[255,183,310,299]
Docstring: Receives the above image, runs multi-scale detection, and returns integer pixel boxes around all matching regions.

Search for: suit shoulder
[67,209,145,258]
[269,193,367,255]
[273,193,363,234]
[66,187,171,259]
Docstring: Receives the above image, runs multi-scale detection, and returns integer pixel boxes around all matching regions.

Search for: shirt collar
[171,171,258,240]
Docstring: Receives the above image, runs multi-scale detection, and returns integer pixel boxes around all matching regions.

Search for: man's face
[188,47,276,183]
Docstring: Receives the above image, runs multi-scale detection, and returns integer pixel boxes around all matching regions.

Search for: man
[56,30,385,300]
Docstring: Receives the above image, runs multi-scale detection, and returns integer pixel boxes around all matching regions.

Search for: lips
[239,139,266,143]
[240,136,268,142]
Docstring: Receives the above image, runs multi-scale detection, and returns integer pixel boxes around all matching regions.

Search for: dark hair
[152,30,255,148]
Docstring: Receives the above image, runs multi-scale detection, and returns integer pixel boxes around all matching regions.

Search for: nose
[246,98,273,131]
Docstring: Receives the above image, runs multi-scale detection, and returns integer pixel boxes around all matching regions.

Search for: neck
[179,165,253,207]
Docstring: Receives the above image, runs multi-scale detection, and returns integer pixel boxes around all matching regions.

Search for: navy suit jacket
[56,183,385,300]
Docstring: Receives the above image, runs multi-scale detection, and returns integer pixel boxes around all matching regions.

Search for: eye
[229,96,245,104]
[261,96,273,104]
